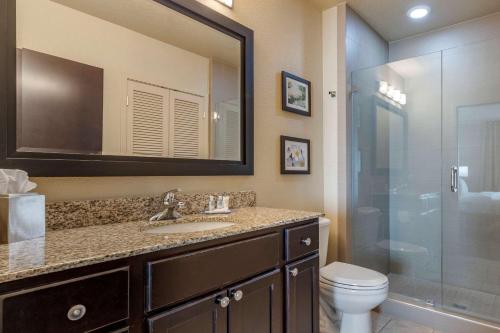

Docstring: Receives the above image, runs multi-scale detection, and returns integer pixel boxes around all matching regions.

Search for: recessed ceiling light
[407,5,430,19]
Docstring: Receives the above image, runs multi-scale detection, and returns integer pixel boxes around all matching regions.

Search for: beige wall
[322,6,339,263]
[31,0,325,214]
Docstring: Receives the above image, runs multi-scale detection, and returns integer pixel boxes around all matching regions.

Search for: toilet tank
[318,217,331,267]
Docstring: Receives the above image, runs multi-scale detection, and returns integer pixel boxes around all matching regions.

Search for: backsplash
[46,191,256,230]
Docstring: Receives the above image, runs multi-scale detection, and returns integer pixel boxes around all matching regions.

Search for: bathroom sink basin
[145,221,235,234]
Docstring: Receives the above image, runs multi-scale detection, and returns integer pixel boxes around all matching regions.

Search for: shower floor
[389,273,500,324]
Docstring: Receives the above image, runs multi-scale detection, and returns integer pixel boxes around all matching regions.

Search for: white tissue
[0,169,37,195]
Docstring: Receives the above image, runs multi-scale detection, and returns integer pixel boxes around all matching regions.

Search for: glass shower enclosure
[351,36,500,324]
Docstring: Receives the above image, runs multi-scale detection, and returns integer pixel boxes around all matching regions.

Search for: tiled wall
[337,4,389,262]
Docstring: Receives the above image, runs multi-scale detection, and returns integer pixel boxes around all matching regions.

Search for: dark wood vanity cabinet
[0,267,129,333]
[0,218,319,333]
[148,269,282,333]
[146,233,280,311]
[228,269,283,333]
[285,255,320,333]
[147,291,228,333]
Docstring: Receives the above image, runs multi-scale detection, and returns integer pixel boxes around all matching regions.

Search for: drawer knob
[231,290,244,301]
[67,304,86,321]
[216,296,230,308]
[301,238,312,246]
[290,268,299,277]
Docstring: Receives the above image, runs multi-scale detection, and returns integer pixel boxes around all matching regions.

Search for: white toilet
[319,217,388,333]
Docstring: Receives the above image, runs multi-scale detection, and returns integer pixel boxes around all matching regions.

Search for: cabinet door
[285,254,319,333]
[147,292,227,333]
[228,269,282,333]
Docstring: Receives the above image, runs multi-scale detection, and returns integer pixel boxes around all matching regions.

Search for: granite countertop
[0,207,322,284]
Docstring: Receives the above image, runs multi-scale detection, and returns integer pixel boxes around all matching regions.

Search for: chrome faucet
[150,189,185,221]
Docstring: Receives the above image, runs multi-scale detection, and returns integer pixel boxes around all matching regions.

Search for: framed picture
[281,71,311,116]
[281,136,310,174]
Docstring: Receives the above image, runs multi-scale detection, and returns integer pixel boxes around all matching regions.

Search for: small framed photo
[281,136,310,174]
[281,71,311,116]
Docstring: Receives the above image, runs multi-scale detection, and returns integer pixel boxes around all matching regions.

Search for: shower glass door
[442,37,500,322]
[352,34,500,324]
[351,52,443,306]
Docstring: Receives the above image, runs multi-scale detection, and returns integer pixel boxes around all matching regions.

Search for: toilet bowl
[319,261,388,333]
[318,218,389,332]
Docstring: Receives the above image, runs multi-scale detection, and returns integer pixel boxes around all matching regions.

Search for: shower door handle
[450,166,458,192]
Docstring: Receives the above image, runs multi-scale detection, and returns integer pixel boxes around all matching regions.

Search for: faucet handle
[163,188,181,205]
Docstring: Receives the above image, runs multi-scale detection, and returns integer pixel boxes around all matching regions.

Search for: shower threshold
[381,293,500,333]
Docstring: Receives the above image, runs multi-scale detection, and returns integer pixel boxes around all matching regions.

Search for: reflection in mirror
[373,99,407,174]
[458,103,500,194]
[16,0,242,161]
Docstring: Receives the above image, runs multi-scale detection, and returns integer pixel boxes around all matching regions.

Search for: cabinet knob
[216,296,230,308]
[231,290,244,301]
[290,268,299,277]
[301,238,312,246]
[67,304,86,321]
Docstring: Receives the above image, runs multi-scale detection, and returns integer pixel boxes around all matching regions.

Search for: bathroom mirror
[0,0,254,176]
[372,98,408,175]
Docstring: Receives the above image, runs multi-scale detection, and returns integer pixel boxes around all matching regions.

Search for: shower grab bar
[450,166,458,193]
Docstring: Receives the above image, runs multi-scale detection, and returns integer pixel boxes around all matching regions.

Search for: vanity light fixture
[378,81,407,106]
[215,0,233,8]
[407,5,430,20]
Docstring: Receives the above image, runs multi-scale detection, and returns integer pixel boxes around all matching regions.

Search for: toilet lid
[320,262,388,287]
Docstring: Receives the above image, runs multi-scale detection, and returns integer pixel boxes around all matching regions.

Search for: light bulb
[400,94,407,105]
[379,81,388,94]
[387,86,395,98]
[393,90,401,102]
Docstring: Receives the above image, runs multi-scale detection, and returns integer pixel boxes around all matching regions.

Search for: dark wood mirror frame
[0,0,254,176]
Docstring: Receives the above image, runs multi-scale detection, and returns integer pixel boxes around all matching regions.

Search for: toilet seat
[320,277,388,291]
[320,262,388,290]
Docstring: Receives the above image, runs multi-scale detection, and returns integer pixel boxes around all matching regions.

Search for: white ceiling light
[407,5,430,20]
[215,0,233,8]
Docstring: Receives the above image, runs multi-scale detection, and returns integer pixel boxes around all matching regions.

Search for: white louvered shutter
[169,91,208,159]
[126,81,169,157]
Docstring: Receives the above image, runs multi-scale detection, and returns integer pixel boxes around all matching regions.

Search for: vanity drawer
[146,233,280,312]
[0,267,129,333]
[285,221,319,262]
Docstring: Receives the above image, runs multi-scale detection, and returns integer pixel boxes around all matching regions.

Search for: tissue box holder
[0,194,45,244]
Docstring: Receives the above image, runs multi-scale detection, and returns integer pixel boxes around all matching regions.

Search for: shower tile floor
[373,312,438,333]
[389,273,500,323]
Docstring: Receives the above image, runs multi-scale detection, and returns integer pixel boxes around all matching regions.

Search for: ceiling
[310,0,500,41]
[51,0,241,66]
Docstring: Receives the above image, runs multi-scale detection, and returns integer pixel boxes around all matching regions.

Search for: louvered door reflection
[126,81,169,157]
[169,91,208,159]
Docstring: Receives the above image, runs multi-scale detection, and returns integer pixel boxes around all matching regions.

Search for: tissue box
[0,194,45,244]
